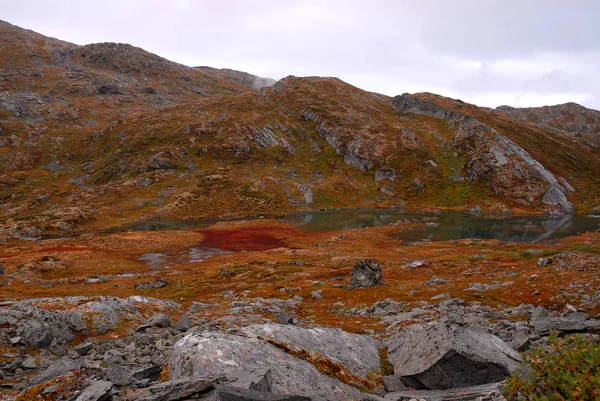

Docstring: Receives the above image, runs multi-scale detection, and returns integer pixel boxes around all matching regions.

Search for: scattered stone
[413,178,425,192]
[405,260,428,268]
[310,291,323,300]
[531,306,549,318]
[135,279,168,290]
[21,357,37,369]
[106,363,136,386]
[427,276,448,286]
[74,342,94,356]
[174,314,191,332]
[538,257,553,267]
[276,313,295,325]
[147,313,171,328]
[347,259,382,289]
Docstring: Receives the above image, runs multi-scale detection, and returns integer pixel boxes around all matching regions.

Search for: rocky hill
[1,20,599,240]
[495,102,600,149]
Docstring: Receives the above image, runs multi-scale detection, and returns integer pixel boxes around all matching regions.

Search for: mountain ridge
[1,21,599,241]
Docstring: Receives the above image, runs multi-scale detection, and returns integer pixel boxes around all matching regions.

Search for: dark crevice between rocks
[408,350,511,390]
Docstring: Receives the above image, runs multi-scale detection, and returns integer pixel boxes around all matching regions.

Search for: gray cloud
[2,0,600,109]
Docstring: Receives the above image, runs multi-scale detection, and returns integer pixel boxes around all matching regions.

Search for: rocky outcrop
[169,331,364,401]
[391,94,575,214]
[301,110,375,172]
[384,322,521,390]
[0,296,181,350]
[252,126,296,156]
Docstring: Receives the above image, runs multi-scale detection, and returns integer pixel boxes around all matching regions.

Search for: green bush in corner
[504,334,600,400]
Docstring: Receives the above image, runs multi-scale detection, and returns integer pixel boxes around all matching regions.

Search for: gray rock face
[391,94,463,123]
[242,323,383,378]
[348,260,382,289]
[170,331,363,401]
[384,323,521,390]
[252,126,295,156]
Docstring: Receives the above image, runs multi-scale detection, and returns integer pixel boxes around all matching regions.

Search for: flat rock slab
[28,357,82,386]
[530,315,599,335]
[384,382,506,401]
[170,331,364,401]
[242,323,382,378]
[131,376,222,401]
[384,323,520,390]
[76,380,113,401]
[214,385,313,400]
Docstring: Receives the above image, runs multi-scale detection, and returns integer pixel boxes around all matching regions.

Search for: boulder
[174,314,191,331]
[170,331,364,401]
[348,260,382,289]
[384,323,521,390]
[242,323,382,378]
[147,313,171,328]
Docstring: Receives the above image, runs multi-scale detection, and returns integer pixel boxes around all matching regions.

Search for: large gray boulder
[384,323,521,390]
[348,260,382,289]
[170,331,364,401]
[242,323,382,378]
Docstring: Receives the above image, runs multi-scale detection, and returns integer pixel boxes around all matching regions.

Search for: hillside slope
[0,21,599,240]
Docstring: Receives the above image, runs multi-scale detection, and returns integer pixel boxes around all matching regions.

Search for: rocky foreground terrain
[0,264,599,401]
[1,19,600,401]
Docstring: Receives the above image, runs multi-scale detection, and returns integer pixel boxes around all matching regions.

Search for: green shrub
[504,334,600,400]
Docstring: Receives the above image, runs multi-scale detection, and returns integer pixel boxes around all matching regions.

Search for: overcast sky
[3,0,600,109]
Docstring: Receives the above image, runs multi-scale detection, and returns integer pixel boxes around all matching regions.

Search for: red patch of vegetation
[198,226,292,251]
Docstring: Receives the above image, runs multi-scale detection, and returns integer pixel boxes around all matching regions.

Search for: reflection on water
[284,209,599,243]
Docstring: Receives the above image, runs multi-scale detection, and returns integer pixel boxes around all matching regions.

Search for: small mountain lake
[127,209,600,244]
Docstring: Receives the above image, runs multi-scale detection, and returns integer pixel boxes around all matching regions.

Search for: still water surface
[128,209,599,243]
